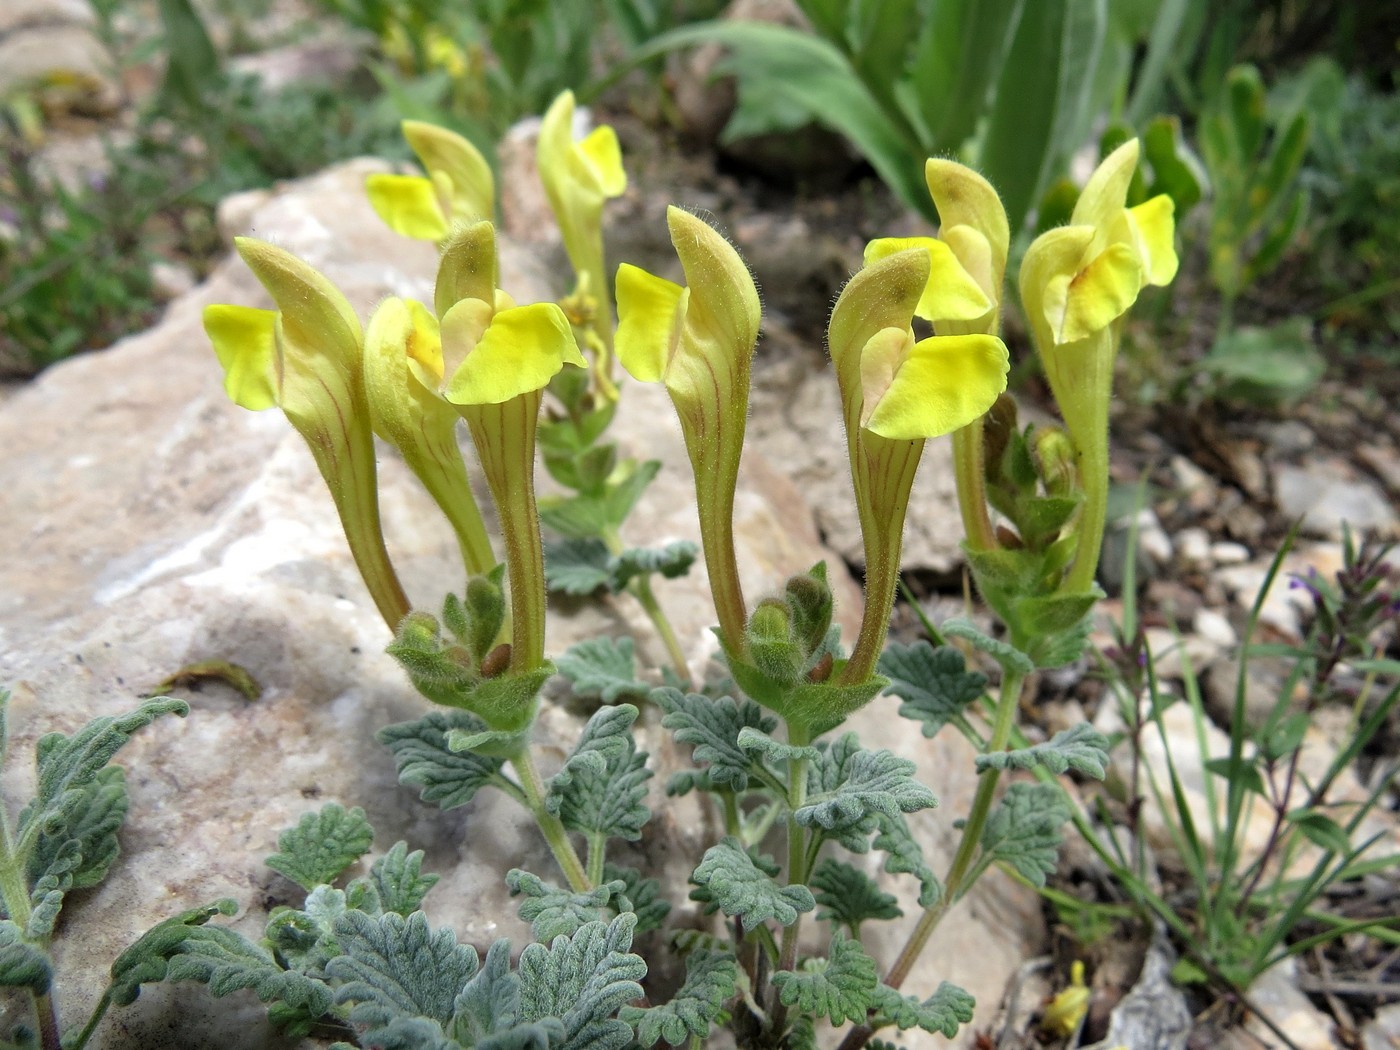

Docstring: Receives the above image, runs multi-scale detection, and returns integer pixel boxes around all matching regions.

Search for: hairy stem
[511,752,590,893]
[770,725,811,1034]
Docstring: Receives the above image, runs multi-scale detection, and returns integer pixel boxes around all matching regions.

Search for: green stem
[586,832,607,888]
[771,725,811,1032]
[68,989,114,1050]
[602,527,692,686]
[720,791,741,838]
[511,752,591,893]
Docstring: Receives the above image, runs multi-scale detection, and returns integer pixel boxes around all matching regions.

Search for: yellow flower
[367,121,494,241]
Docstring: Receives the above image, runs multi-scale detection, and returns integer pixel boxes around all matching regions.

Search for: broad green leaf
[689,838,814,932]
[869,980,975,1036]
[368,842,440,917]
[517,914,647,1050]
[771,935,878,1025]
[556,638,651,705]
[329,910,479,1028]
[378,710,510,811]
[657,688,779,791]
[975,723,1110,779]
[809,859,902,933]
[880,641,987,738]
[979,782,1072,887]
[546,705,652,842]
[0,921,50,993]
[266,803,375,892]
[621,947,740,1046]
[506,870,624,942]
[796,735,938,835]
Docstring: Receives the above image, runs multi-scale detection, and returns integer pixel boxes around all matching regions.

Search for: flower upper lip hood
[537,90,627,217]
[367,120,495,242]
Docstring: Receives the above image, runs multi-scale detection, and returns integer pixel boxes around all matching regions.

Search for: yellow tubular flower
[1020,139,1178,594]
[614,206,761,655]
[829,249,1009,684]
[367,121,494,241]
[204,240,410,630]
[435,223,587,672]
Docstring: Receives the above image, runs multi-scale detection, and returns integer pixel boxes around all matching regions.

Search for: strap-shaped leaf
[870,980,975,1036]
[621,948,740,1047]
[975,723,1109,779]
[657,688,779,791]
[771,936,878,1025]
[329,910,479,1028]
[689,838,814,932]
[556,638,652,704]
[810,859,902,933]
[378,710,510,811]
[979,782,1072,887]
[880,641,987,738]
[266,803,375,892]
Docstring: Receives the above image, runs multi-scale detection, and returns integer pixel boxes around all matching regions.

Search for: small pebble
[1193,608,1237,649]
[1210,541,1250,565]
[1176,527,1211,570]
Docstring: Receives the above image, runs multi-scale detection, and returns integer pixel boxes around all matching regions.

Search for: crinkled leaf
[518,914,647,1050]
[328,910,479,1027]
[735,727,821,766]
[873,813,940,908]
[796,735,938,836]
[378,710,510,811]
[879,642,987,738]
[369,842,440,917]
[657,688,779,791]
[341,1015,457,1050]
[108,899,238,1006]
[544,538,614,595]
[266,885,349,978]
[689,838,814,932]
[870,981,975,1036]
[546,704,651,842]
[602,864,671,935]
[507,870,624,942]
[266,803,375,892]
[622,948,740,1046]
[27,763,126,900]
[940,619,1034,675]
[979,782,1072,887]
[0,921,50,993]
[809,859,902,933]
[975,723,1109,779]
[556,638,651,704]
[611,542,698,589]
[452,939,567,1050]
[771,936,878,1026]
[158,922,335,1019]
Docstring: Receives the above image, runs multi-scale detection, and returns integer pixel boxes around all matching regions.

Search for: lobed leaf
[506,870,624,942]
[689,838,814,932]
[556,638,651,705]
[378,710,510,811]
[657,688,778,791]
[266,803,375,892]
[544,538,614,596]
[975,723,1110,779]
[108,899,238,1006]
[602,864,671,934]
[797,735,938,836]
[979,782,1072,887]
[771,935,879,1025]
[940,619,1034,674]
[869,980,975,1037]
[873,813,940,908]
[518,914,647,1050]
[621,948,740,1047]
[880,641,988,738]
[546,705,651,842]
[368,842,440,917]
[809,859,902,933]
[328,910,479,1028]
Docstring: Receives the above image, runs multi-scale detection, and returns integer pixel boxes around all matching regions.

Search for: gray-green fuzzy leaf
[979,782,1072,887]
[621,948,740,1046]
[873,813,940,908]
[547,705,651,842]
[556,638,651,704]
[328,910,479,1027]
[378,710,509,811]
[657,688,778,791]
[870,981,975,1036]
[797,735,938,835]
[0,921,50,993]
[809,859,902,933]
[689,838,814,932]
[518,914,647,1050]
[108,899,238,1006]
[735,728,821,765]
[770,936,878,1025]
[602,864,671,934]
[159,923,335,1018]
[265,885,348,978]
[879,642,987,738]
[266,803,374,892]
[940,619,1034,675]
[975,723,1109,779]
[369,842,440,917]
[506,870,624,942]
[544,537,614,595]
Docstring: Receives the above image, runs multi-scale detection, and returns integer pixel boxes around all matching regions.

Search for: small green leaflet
[979,782,1072,887]
[0,920,50,993]
[603,863,671,934]
[869,981,975,1037]
[796,735,938,835]
[453,939,566,1049]
[517,913,647,1050]
[506,870,625,941]
[329,910,480,1029]
[735,727,821,765]
[27,764,127,898]
[873,813,940,908]
[378,710,510,811]
[975,723,1110,779]
[940,619,1034,675]
[657,688,779,791]
[809,859,902,933]
[265,803,375,892]
[879,641,987,738]
[544,538,698,596]
[621,948,740,1047]
[546,704,651,843]
[689,838,814,932]
[771,936,878,1025]
[556,638,652,704]
[364,842,440,917]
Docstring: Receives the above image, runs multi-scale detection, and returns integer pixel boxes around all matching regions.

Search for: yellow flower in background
[615,206,761,654]
[367,121,494,241]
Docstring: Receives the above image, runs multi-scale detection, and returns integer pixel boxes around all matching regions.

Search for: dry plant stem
[511,751,591,893]
[837,667,1026,1050]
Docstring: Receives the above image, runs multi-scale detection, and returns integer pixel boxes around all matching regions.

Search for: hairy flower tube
[1021,139,1177,594]
[432,222,587,673]
[829,248,1009,684]
[367,120,494,241]
[866,159,1012,552]
[614,206,761,655]
[537,90,627,394]
[362,297,496,577]
[204,239,410,629]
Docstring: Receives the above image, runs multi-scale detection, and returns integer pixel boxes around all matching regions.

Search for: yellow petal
[435,221,499,317]
[203,304,278,410]
[925,158,1009,289]
[865,236,991,323]
[1126,194,1178,286]
[857,326,913,430]
[234,238,362,368]
[366,173,449,241]
[615,262,686,383]
[439,297,495,381]
[1052,243,1143,343]
[1072,139,1139,234]
[444,303,586,405]
[1019,224,1096,350]
[667,206,761,365]
[401,119,494,221]
[938,225,995,309]
[578,125,626,197]
[862,332,1009,440]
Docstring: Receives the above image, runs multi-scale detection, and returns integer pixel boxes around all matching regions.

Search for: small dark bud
[996,525,1024,549]
[806,652,834,683]
[480,643,512,679]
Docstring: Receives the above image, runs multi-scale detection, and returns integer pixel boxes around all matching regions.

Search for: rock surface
[0,159,1040,1047]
